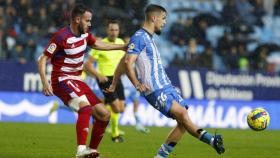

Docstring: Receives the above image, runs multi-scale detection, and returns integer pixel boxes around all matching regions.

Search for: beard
[78,24,85,34]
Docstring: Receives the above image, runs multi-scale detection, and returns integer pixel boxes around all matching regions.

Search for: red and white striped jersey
[43,26,96,84]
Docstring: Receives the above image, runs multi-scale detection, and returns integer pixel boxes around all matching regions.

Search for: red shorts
[52,79,101,107]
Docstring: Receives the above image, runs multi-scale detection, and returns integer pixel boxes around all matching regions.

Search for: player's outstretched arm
[92,40,127,51]
[125,54,150,92]
[84,56,108,82]
[37,54,54,96]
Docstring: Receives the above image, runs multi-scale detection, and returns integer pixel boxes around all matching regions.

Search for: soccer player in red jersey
[37,4,126,158]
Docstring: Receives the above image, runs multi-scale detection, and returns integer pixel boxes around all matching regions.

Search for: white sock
[77,145,86,152]
[210,137,214,146]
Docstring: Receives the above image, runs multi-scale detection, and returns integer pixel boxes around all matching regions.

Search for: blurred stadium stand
[1,0,280,73]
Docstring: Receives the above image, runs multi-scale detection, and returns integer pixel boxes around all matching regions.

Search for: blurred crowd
[0,0,280,73]
[0,0,146,64]
[168,0,280,73]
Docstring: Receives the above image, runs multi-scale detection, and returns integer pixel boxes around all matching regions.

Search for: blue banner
[166,67,280,100]
[0,92,279,130]
[0,61,38,91]
[1,61,280,100]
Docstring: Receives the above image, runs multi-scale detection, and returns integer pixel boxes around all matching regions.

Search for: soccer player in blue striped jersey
[107,4,225,158]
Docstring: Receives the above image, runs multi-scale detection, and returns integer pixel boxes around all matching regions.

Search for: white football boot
[76,146,100,158]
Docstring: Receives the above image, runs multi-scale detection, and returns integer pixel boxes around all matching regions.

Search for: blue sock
[199,131,214,145]
[157,143,175,158]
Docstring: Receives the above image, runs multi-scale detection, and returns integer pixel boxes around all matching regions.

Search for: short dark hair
[106,19,120,27]
[71,4,93,20]
[144,4,166,17]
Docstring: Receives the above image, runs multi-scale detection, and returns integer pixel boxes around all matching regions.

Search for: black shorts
[97,76,125,104]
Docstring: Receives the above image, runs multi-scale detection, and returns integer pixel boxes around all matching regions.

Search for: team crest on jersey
[47,43,57,54]
[128,43,135,50]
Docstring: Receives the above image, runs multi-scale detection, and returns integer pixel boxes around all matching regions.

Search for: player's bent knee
[119,104,125,113]
[96,104,111,121]
[99,108,111,122]
[111,105,122,113]
[111,100,124,113]
[104,110,111,121]
[68,95,90,112]
[103,106,111,119]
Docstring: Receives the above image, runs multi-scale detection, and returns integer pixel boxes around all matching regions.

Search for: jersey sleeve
[43,35,61,58]
[127,35,145,55]
[87,32,96,47]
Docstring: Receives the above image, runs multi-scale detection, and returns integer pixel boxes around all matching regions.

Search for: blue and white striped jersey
[127,28,171,95]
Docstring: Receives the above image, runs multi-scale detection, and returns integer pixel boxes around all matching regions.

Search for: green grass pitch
[0,122,279,158]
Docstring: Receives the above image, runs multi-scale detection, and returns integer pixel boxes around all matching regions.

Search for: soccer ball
[247,108,270,131]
